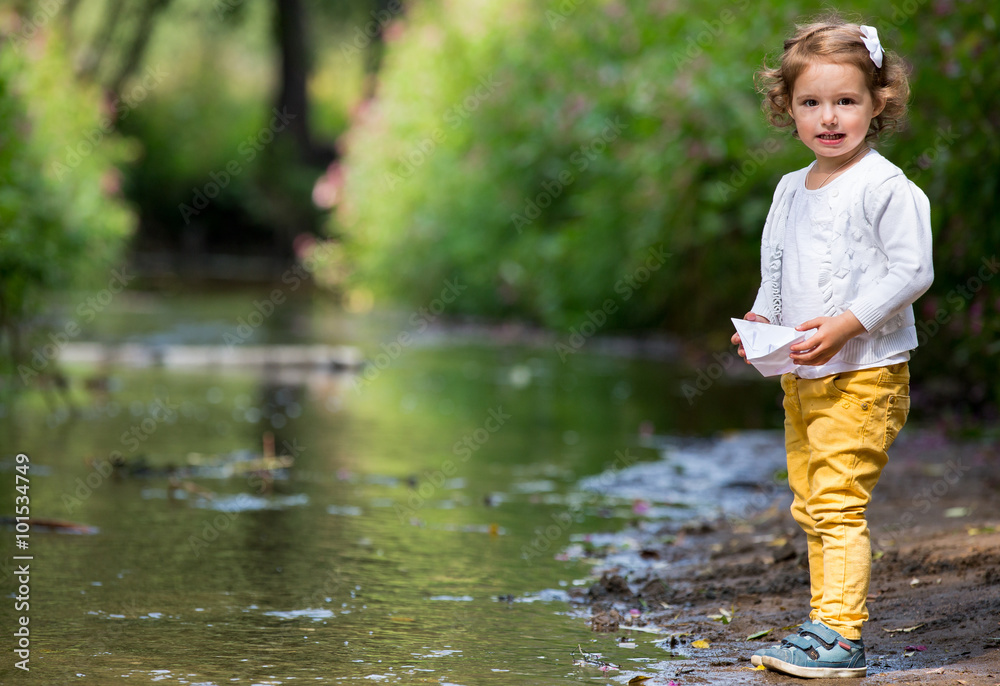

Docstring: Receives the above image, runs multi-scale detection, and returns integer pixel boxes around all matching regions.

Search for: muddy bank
[566,431,1000,684]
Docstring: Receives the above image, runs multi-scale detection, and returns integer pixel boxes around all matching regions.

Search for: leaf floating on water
[883,623,926,634]
[573,644,619,671]
[746,629,773,641]
[691,639,710,649]
[627,676,651,684]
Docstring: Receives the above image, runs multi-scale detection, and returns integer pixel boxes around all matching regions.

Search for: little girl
[731,15,934,679]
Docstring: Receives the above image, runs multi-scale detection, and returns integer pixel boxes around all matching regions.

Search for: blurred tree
[275,0,336,165]
[327,0,1000,418]
[0,15,136,378]
[52,0,402,270]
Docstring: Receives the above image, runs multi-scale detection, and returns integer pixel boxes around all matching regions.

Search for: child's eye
[803,99,818,107]
[838,98,855,105]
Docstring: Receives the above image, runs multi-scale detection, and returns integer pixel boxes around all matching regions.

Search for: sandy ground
[569,433,1000,684]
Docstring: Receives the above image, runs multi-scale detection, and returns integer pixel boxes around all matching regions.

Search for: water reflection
[1,297,783,684]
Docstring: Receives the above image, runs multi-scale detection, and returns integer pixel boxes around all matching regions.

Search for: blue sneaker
[751,621,866,678]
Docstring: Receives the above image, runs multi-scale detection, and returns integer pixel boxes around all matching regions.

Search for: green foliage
[333,0,1000,412]
[888,7,1000,416]
[333,0,809,329]
[0,31,135,360]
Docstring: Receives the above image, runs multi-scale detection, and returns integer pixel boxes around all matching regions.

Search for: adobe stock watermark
[339,0,404,61]
[901,126,959,182]
[510,116,629,233]
[17,266,136,385]
[213,0,246,19]
[383,74,503,190]
[545,0,587,28]
[394,407,512,522]
[916,255,999,346]
[50,65,168,181]
[351,278,467,392]
[521,448,638,565]
[554,244,670,361]
[188,438,307,557]
[222,241,343,346]
[178,107,296,224]
[714,137,782,202]
[874,454,971,552]
[8,0,67,53]
[886,0,931,27]
[62,395,181,513]
[671,0,751,68]
[680,349,740,406]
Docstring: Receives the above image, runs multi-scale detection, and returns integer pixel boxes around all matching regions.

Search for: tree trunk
[109,0,172,94]
[274,0,336,166]
[80,0,127,82]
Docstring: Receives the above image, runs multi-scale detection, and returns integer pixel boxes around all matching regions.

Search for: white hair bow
[859,25,884,68]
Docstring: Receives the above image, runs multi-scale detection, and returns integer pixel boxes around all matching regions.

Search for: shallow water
[0,290,783,684]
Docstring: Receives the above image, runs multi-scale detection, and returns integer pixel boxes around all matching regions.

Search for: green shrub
[332,0,999,414]
[0,30,136,369]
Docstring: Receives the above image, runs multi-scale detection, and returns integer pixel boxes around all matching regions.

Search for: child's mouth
[817,133,846,143]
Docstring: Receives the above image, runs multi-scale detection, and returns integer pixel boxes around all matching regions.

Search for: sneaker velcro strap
[783,634,818,652]
[800,622,845,648]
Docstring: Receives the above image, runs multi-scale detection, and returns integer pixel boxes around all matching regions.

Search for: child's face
[788,60,883,169]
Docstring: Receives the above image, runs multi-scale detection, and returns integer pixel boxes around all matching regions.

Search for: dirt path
[568,433,1000,684]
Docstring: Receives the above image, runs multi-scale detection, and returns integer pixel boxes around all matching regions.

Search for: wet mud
[568,432,1000,684]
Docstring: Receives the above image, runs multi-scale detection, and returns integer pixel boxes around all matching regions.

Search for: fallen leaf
[910,577,921,586]
[691,639,710,649]
[944,507,970,518]
[754,664,767,670]
[708,607,733,624]
[883,623,925,634]
[747,629,773,641]
[628,677,651,685]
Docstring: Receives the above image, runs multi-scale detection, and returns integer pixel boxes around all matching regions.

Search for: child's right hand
[731,312,770,364]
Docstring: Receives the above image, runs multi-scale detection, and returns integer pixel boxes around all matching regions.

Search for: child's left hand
[789,312,867,366]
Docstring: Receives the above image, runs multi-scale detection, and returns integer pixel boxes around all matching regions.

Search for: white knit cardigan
[750,150,934,366]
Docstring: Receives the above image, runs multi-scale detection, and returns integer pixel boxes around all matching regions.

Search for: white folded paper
[731,318,817,377]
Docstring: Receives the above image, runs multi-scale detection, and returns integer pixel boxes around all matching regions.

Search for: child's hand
[789,312,867,366]
[731,312,770,364]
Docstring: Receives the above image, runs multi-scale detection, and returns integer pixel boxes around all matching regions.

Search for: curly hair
[756,13,910,141]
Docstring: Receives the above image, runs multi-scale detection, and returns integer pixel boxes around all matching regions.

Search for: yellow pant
[780,362,910,640]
